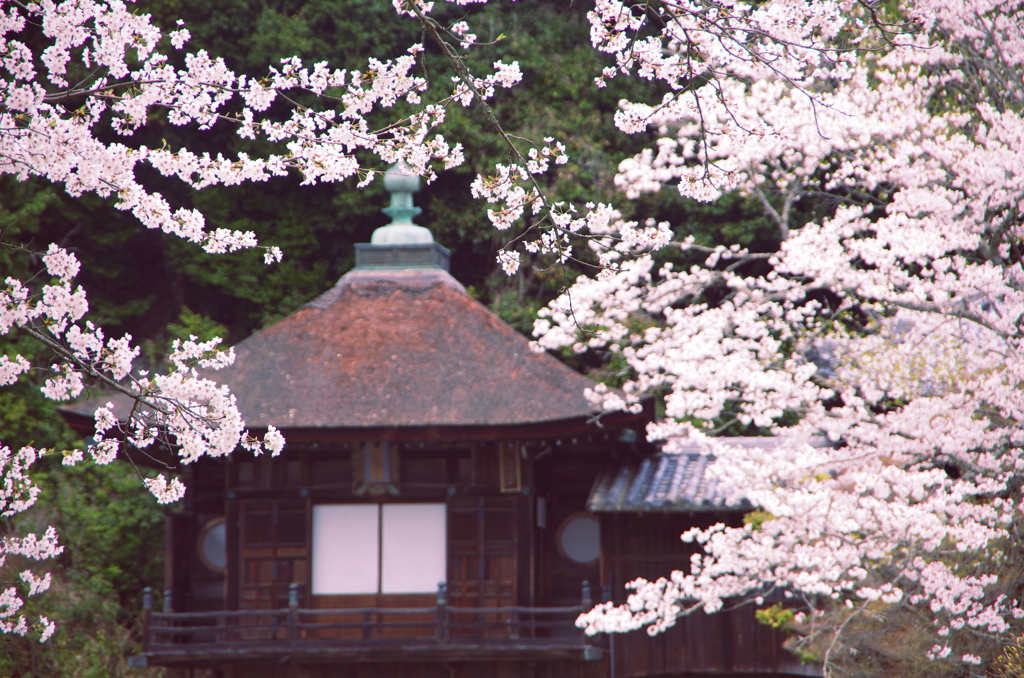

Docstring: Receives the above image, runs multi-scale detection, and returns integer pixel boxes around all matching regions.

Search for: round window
[557,514,601,564]
[197,517,227,573]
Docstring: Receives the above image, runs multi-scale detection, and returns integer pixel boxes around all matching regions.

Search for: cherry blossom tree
[0,0,497,643]
[3,1,1023,674]
[524,1,1024,675]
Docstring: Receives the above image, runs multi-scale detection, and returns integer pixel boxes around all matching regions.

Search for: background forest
[0,1,777,674]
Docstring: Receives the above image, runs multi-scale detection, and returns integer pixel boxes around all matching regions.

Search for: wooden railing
[140,582,607,660]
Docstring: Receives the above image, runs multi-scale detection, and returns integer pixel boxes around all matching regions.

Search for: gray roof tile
[588,437,826,512]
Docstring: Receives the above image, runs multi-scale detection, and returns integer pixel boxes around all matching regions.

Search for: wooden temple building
[65,167,819,678]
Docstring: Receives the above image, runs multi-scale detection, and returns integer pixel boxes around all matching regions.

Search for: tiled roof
[215,267,604,428]
[588,453,740,513]
[65,267,610,432]
[587,438,824,512]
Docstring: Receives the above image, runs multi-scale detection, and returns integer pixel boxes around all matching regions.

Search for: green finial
[372,161,432,244]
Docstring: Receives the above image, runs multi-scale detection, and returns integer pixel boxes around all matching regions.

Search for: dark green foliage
[0,460,166,678]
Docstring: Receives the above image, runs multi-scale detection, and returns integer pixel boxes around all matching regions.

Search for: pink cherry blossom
[535,1,1024,673]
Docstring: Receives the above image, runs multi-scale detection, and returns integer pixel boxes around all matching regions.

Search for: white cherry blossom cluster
[143,475,186,505]
[531,1,1024,673]
[449,21,477,50]
[0,476,62,642]
[0,249,279,640]
[450,60,522,106]
[470,162,538,231]
[0,0,474,262]
[467,138,673,273]
[400,1,677,275]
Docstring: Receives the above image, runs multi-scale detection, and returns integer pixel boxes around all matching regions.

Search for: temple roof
[587,452,741,513]
[587,437,827,512]
[201,266,601,430]
[63,166,626,437]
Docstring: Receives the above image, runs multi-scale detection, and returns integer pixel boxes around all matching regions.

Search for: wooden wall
[603,513,820,678]
[161,435,670,678]
[607,611,819,678]
[174,440,550,616]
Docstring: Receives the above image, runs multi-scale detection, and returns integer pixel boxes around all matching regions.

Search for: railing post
[163,588,173,614]
[509,605,520,640]
[288,582,299,643]
[142,587,153,651]
[581,580,603,661]
[435,581,448,641]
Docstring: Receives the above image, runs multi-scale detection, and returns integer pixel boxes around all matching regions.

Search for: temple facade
[66,166,818,678]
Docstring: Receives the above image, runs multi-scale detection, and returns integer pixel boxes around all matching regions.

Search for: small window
[557,514,601,565]
[312,503,446,595]
[197,517,227,573]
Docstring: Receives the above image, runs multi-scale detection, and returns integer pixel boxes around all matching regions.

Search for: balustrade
[139,581,606,662]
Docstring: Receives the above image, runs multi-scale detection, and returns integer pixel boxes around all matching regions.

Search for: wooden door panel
[447,496,519,639]
[238,499,309,610]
